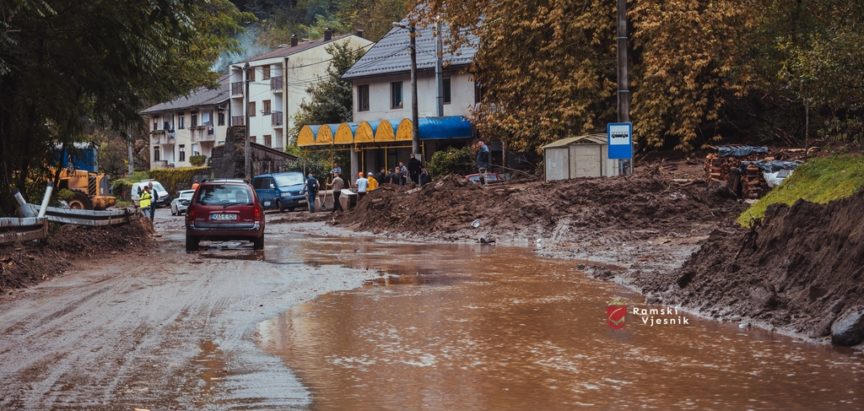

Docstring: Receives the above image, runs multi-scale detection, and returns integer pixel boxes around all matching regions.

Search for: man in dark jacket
[305,173,319,212]
[407,155,422,184]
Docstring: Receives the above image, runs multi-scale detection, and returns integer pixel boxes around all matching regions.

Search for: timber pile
[704,146,770,199]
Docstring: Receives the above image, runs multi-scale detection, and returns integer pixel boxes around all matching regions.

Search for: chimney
[290,34,298,47]
[355,29,365,39]
[324,28,333,41]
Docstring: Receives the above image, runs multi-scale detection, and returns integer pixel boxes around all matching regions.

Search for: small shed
[542,133,619,181]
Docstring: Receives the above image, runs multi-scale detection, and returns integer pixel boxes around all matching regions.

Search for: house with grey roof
[296,20,482,182]
[141,75,231,169]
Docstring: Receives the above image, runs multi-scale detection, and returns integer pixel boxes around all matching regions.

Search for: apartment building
[229,30,373,151]
[141,75,230,169]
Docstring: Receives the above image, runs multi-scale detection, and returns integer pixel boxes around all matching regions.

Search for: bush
[189,154,207,166]
[148,166,210,196]
[429,147,474,177]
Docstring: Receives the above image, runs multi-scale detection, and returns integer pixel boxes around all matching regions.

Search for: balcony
[231,82,244,97]
[272,111,284,128]
[191,127,216,142]
[270,76,283,92]
[231,116,245,126]
[151,131,176,145]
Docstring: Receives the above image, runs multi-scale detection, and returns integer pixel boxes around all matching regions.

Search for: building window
[179,144,186,162]
[358,85,370,111]
[154,146,161,162]
[443,78,452,104]
[178,113,185,129]
[390,81,403,109]
[191,113,198,128]
[192,143,200,156]
[248,66,256,82]
[152,121,157,131]
[249,101,256,117]
[218,112,225,126]
[474,82,483,104]
[262,65,270,80]
[163,120,171,131]
[264,135,272,147]
[263,100,271,115]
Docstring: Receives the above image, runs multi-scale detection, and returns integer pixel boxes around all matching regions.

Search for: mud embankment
[0,219,152,293]
[644,190,864,346]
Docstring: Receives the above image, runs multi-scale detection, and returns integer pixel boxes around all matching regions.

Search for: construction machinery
[54,144,116,210]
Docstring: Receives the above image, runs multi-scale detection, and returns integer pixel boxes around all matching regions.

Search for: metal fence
[30,205,140,227]
[0,217,48,245]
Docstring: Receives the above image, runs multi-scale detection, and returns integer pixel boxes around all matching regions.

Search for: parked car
[185,180,265,251]
[131,180,170,207]
[252,172,307,212]
[465,173,505,185]
[170,189,195,216]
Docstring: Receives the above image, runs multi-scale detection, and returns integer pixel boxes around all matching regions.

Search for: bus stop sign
[607,122,632,159]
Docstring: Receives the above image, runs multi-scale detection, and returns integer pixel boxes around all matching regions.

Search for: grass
[737,154,864,227]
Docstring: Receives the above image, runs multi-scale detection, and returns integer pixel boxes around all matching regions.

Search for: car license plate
[263,201,271,207]
[211,213,237,221]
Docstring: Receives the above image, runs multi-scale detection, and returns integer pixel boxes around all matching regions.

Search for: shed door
[569,144,602,178]
[545,148,569,181]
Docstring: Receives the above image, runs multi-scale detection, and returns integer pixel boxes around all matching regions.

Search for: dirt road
[0,209,371,410]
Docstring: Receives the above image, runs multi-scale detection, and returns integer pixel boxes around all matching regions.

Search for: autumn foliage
[419,0,864,152]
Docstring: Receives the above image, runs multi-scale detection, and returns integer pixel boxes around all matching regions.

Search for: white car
[171,189,196,215]
[131,180,170,207]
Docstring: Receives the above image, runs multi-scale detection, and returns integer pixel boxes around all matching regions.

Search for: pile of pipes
[705,146,800,199]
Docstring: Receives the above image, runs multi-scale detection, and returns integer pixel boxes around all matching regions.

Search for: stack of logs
[705,153,768,199]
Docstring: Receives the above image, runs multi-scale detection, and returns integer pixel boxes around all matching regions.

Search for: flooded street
[0,211,862,409]
[260,237,864,410]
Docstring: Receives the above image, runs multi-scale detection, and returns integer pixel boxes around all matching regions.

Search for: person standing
[398,162,409,184]
[147,182,158,220]
[367,172,379,191]
[407,155,422,184]
[191,178,200,192]
[305,172,319,212]
[476,140,490,172]
[419,167,432,186]
[355,171,369,201]
[139,185,153,220]
[330,162,342,176]
[330,172,344,212]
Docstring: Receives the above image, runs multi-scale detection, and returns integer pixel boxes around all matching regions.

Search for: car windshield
[197,185,253,205]
[275,173,304,187]
[179,191,194,200]
[152,182,166,192]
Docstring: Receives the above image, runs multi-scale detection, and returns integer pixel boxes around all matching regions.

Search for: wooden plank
[0,222,47,245]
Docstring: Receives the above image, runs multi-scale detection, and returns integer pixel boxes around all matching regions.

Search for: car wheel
[287,207,295,212]
[277,199,285,213]
[171,206,176,216]
[185,236,199,252]
[253,236,264,250]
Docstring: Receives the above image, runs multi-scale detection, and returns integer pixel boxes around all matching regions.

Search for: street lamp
[393,22,420,159]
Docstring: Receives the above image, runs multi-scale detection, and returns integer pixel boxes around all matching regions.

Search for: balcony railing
[270,76,283,92]
[231,82,244,96]
[231,116,245,126]
[272,112,284,127]
[191,128,216,142]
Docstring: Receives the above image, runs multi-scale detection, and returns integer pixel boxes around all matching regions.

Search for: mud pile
[336,174,741,241]
[656,191,864,344]
[0,220,152,293]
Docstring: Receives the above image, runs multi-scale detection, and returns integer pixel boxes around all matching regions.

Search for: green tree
[0,0,252,212]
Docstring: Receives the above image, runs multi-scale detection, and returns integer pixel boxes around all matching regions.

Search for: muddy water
[258,238,864,410]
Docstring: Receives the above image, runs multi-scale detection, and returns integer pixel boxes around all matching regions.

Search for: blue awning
[418,116,473,140]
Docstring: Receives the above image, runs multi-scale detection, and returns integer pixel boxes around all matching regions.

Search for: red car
[185,180,265,251]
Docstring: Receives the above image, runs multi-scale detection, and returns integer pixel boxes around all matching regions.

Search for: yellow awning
[375,120,395,142]
[317,125,334,145]
[396,118,413,141]
[335,123,354,145]
[355,121,375,144]
[297,125,318,147]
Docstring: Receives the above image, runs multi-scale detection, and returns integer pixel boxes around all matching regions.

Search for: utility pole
[435,18,445,118]
[243,62,252,181]
[409,24,420,159]
[616,0,632,175]
[126,129,134,176]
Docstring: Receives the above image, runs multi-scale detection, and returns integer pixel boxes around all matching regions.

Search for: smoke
[212,24,271,73]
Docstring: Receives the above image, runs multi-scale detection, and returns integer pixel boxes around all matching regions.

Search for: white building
[229,31,373,151]
[297,21,481,179]
[141,75,230,169]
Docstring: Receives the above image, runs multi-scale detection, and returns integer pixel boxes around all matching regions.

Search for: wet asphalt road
[0,208,372,410]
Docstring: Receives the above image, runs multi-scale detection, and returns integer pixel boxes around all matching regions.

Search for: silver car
[170,189,196,216]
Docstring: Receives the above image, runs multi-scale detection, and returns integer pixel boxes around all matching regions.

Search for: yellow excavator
[54,144,116,210]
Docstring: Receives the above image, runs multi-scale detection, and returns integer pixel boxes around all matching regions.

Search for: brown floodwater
[257,238,864,410]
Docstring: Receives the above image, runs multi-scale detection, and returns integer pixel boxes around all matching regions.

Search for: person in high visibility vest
[366,172,379,191]
[139,185,153,218]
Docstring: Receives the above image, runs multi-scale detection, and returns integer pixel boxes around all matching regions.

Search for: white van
[131,180,170,207]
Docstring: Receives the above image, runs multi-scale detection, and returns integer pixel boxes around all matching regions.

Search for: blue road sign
[607,122,632,159]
